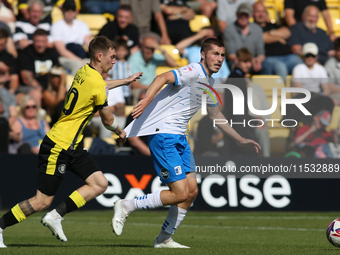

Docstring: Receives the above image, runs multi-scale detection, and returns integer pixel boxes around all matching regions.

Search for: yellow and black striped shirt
[47,64,108,150]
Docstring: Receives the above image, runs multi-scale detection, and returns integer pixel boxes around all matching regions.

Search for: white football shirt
[125,63,219,137]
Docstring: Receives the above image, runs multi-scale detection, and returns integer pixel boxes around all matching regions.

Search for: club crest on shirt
[58,164,66,174]
[174,166,182,175]
[160,168,169,180]
[181,66,193,73]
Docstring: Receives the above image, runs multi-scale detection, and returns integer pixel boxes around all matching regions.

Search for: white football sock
[157,205,187,242]
[134,190,163,210]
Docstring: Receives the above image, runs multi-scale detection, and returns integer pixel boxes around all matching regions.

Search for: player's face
[101,48,116,73]
[33,35,48,54]
[202,45,225,76]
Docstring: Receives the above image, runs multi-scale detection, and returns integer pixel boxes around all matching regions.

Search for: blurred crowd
[0,0,340,158]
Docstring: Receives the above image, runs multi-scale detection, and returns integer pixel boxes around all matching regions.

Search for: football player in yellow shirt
[0,36,142,247]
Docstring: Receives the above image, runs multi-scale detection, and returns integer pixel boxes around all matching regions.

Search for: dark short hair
[334,37,340,49]
[89,36,117,60]
[236,47,253,62]
[0,28,9,40]
[114,37,128,50]
[33,28,48,37]
[118,4,132,12]
[200,38,225,54]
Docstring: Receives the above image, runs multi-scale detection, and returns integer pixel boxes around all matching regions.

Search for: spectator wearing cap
[292,42,330,96]
[287,5,334,65]
[50,0,91,75]
[253,1,303,82]
[13,0,53,50]
[325,38,340,104]
[223,3,265,73]
[216,0,254,33]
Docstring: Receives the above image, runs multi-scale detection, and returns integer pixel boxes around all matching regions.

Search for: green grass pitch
[0,210,340,254]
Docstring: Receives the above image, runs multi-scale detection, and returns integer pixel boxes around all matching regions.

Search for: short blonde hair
[19,95,40,120]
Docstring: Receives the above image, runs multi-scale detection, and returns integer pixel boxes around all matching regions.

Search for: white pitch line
[129,222,325,232]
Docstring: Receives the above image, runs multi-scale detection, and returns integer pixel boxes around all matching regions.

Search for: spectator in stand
[17,29,59,108]
[120,0,171,44]
[284,0,337,42]
[224,3,265,73]
[129,36,178,104]
[294,110,338,158]
[97,5,139,55]
[51,0,91,76]
[108,37,132,105]
[325,38,340,104]
[124,90,150,156]
[217,0,254,33]
[0,21,17,58]
[175,27,230,84]
[292,43,330,96]
[0,28,19,94]
[287,5,334,65]
[253,1,302,82]
[186,0,217,19]
[82,0,119,15]
[42,65,67,117]
[159,0,196,45]
[17,0,56,24]
[0,69,18,130]
[14,0,53,50]
[16,95,50,154]
[0,0,16,33]
[285,42,335,124]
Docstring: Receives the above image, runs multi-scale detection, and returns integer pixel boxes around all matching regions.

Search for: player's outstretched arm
[99,106,127,143]
[132,71,176,119]
[106,72,143,90]
[207,105,261,153]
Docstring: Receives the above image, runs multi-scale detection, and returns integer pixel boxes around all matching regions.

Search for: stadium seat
[51,6,63,24]
[328,106,340,130]
[252,75,285,96]
[189,15,211,32]
[266,97,282,127]
[155,45,180,60]
[125,105,134,116]
[268,128,290,155]
[316,7,340,35]
[76,14,108,36]
[155,66,175,76]
[264,4,279,23]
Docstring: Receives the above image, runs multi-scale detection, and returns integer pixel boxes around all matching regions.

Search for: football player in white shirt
[112,38,261,248]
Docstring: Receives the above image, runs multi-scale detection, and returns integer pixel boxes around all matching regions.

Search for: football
[327,219,340,247]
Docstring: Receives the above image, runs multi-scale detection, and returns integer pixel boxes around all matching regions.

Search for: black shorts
[37,135,101,196]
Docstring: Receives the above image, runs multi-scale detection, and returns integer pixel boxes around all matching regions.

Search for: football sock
[124,190,163,212]
[157,205,187,242]
[0,204,27,229]
[56,191,86,217]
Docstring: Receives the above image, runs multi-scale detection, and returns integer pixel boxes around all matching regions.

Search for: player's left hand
[237,139,261,153]
[132,98,150,119]
[126,72,143,85]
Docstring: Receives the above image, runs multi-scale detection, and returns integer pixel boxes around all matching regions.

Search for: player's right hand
[114,128,126,144]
